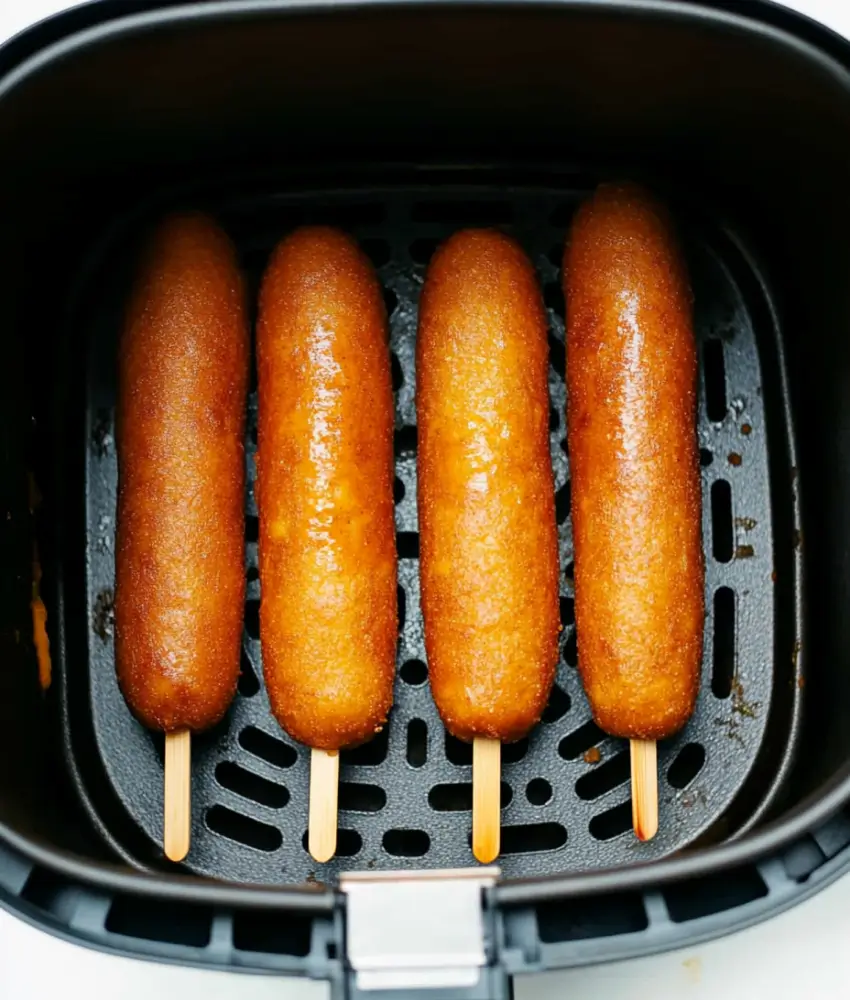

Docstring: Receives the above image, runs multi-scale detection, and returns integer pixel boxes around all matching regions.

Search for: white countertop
[0,0,847,997]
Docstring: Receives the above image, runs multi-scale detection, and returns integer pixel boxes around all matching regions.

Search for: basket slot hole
[397,585,407,633]
[667,743,707,789]
[575,748,630,801]
[711,480,734,563]
[664,868,767,922]
[397,532,420,559]
[215,762,289,809]
[335,829,363,857]
[239,727,297,768]
[233,911,312,956]
[544,281,565,318]
[391,352,404,392]
[394,424,417,455]
[537,892,648,942]
[495,823,567,855]
[400,658,428,686]
[549,405,560,431]
[555,479,571,524]
[703,338,727,421]
[237,648,260,697]
[712,586,736,698]
[245,515,259,543]
[526,778,553,805]
[559,597,575,627]
[407,719,428,768]
[244,599,260,640]
[410,237,441,265]
[246,566,259,584]
[429,782,512,811]
[361,238,391,268]
[383,829,430,857]
[393,476,406,504]
[339,783,386,813]
[206,806,282,852]
[106,896,212,948]
[547,244,563,269]
[563,629,578,667]
[588,801,632,841]
[700,448,714,467]
[548,331,566,377]
[541,684,571,724]
[301,829,362,858]
[559,718,606,760]
[341,725,389,767]
[410,200,513,225]
[565,560,574,580]
[445,732,472,766]
[503,738,530,764]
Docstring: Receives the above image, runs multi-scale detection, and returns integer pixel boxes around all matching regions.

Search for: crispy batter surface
[417,229,560,742]
[256,227,396,751]
[116,214,248,732]
[564,183,704,740]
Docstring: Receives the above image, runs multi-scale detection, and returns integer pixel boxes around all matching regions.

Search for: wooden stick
[309,748,339,863]
[630,738,658,841]
[164,729,191,862]
[472,737,501,863]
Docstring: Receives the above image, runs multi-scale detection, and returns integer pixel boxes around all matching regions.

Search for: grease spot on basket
[93,589,115,641]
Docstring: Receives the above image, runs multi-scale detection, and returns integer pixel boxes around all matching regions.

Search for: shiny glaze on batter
[418,229,560,743]
[564,183,703,740]
[116,214,248,732]
[256,227,396,751]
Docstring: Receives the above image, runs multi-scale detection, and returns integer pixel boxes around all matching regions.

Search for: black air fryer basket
[3,1,850,997]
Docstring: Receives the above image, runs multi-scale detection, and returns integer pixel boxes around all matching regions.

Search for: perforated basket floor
[77,181,798,884]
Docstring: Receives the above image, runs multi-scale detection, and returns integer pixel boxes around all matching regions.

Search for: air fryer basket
[78,180,798,883]
[3,0,850,991]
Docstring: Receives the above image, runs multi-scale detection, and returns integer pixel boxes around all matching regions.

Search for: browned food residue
[735,517,757,531]
[791,639,801,669]
[794,529,803,551]
[29,472,51,691]
[583,747,602,764]
[714,716,746,747]
[32,597,51,692]
[771,570,777,583]
[731,677,760,719]
[735,545,755,559]
[741,423,752,436]
[728,452,743,467]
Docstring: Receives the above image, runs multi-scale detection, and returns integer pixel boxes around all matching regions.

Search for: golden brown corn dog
[417,229,560,743]
[256,227,396,751]
[115,214,249,732]
[564,183,704,740]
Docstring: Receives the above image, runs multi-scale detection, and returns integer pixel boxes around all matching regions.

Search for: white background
[0,0,848,997]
